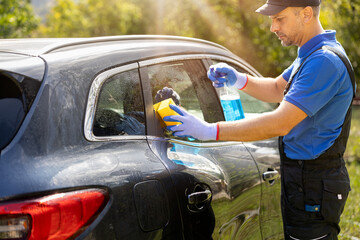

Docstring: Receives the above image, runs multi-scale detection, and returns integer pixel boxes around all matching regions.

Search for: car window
[146,60,223,139]
[0,72,40,150]
[93,69,145,137]
[211,59,277,113]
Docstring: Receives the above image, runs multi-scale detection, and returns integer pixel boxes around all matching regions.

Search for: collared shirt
[281,30,353,160]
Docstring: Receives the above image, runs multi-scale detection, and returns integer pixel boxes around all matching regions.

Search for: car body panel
[0,53,45,81]
[148,138,263,239]
[244,140,283,239]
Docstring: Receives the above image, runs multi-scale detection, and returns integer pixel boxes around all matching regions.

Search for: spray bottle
[217,82,245,121]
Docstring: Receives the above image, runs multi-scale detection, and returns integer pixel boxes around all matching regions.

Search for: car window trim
[139,54,262,77]
[146,136,243,147]
[85,55,261,142]
[84,62,147,142]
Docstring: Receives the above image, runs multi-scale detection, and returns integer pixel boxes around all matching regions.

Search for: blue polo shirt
[282,30,354,160]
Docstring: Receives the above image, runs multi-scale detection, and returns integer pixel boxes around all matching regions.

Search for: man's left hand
[155,87,180,105]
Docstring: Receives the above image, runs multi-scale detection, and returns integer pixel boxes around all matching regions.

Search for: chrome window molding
[139,54,208,67]
[206,54,262,77]
[139,54,261,77]
[84,63,148,142]
[146,136,243,147]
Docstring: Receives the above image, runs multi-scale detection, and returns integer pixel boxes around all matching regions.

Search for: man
[164,0,356,239]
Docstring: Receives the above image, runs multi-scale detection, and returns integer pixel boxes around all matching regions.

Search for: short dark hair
[292,5,320,17]
[311,5,320,17]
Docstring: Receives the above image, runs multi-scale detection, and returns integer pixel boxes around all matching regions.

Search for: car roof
[0,35,261,81]
[0,35,230,57]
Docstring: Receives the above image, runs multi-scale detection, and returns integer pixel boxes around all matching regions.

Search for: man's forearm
[242,75,286,103]
[217,100,308,142]
[217,111,284,141]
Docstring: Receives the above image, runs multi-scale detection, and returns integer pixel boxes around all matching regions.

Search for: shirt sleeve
[284,53,340,117]
[282,62,295,82]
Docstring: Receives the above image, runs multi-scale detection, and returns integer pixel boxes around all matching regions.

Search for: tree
[0,0,39,38]
[40,0,217,38]
[38,0,144,37]
[38,0,359,89]
[194,0,359,88]
[321,0,360,91]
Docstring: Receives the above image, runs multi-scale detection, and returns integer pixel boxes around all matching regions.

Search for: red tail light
[0,188,109,240]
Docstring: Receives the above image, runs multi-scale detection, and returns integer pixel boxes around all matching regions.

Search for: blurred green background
[1,0,359,88]
[1,0,359,238]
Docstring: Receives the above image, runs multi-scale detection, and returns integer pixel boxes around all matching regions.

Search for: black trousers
[280,156,351,240]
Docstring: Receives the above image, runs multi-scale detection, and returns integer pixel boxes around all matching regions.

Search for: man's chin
[281,40,292,47]
[277,36,291,47]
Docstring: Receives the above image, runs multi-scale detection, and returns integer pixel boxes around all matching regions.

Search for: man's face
[270,7,304,47]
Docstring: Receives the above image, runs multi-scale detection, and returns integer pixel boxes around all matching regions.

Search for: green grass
[344,106,360,163]
[340,106,360,239]
[339,162,360,239]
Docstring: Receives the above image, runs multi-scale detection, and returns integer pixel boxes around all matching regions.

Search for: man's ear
[303,6,313,23]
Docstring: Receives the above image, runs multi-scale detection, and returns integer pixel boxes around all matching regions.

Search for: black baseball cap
[256,0,321,16]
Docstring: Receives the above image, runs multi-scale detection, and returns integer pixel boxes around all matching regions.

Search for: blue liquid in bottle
[218,86,245,121]
[220,97,245,121]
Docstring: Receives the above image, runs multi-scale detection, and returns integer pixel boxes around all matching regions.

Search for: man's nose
[270,22,278,33]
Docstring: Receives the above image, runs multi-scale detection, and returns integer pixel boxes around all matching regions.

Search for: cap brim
[255,4,287,16]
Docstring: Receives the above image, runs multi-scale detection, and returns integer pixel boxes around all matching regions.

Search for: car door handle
[262,169,279,183]
[188,190,212,205]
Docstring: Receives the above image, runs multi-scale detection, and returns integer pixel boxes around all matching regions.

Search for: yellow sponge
[153,101,165,128]
[153,98,181,126]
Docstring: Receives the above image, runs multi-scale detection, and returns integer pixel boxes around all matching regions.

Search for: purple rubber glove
[155,87,180,105]
[207,63,248,89]
[163,104,218,141]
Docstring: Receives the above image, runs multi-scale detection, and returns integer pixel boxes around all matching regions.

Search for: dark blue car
[0,36,282,239]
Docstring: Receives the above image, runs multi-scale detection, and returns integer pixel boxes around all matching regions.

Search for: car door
[139,57,264,239]
[83,64,184,239]
[207,57,283,239]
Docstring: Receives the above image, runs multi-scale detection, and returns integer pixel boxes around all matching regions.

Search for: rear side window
[0,72,40,150]
[93,69,145,137]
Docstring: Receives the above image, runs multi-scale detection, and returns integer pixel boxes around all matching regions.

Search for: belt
[281,154,344,170]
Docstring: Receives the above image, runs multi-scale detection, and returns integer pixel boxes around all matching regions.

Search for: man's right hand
[207,63,248,89]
